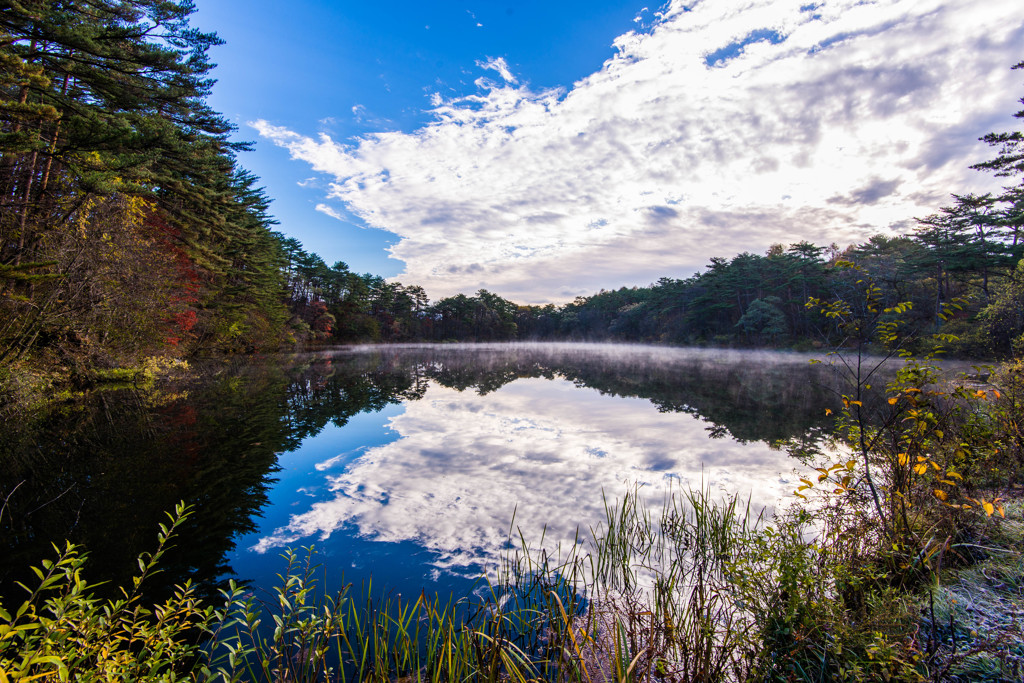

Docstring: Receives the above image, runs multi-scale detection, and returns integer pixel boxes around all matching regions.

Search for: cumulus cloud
[254,0,1024,303]
[251,377,800,570]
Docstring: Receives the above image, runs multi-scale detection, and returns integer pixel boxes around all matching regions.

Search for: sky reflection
[250,372,800,574]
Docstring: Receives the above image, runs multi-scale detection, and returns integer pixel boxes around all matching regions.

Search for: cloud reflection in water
[252,374,798,572]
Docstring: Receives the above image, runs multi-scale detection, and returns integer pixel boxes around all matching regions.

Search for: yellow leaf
[818,473,828,482]
[898,453,908,466]
[917,456,928,462]
[982,501,994,516]
[846,460,856,471]
[997,505,1005,518]
[940,479,957,486]
[935,430,944,440]
[888,397,898,405]
[931,461,941,471]
[914,464,928,475]
[825,408,832,416]
[946,471,963,480]
[994,390,1001,399]
[800,478,814,488]
[850,400,863,407]
[934,489,947,501]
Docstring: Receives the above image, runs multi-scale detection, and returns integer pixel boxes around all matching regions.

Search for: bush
[0,503,213,682]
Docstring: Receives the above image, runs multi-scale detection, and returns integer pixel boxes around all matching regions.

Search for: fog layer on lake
[240,343,849,581]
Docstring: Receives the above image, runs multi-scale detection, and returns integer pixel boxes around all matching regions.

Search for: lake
[0,343,851,605]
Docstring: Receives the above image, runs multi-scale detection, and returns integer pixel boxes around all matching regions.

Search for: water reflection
[245,344,846,583]
[1,343,853,605]
[0,353,420,603]
[253,377,799,570]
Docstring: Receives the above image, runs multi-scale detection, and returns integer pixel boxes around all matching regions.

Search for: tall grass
[584,488,761,682]
[0,491,772,681]
[1,489,763,682]
[2,477,1019,682]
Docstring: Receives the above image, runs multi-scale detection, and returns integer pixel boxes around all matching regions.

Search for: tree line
[283,62,1024,357]
[2,1,1022,373]
[255,185,1024,358]
[1,0,290,368]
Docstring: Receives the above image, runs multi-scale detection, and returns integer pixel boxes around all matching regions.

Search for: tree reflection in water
[1,343,854,606]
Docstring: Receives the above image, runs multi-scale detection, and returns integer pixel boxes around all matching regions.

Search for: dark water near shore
[1,343,860,606]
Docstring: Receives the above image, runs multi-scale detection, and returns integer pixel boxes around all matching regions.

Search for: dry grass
[920,498,1024,682]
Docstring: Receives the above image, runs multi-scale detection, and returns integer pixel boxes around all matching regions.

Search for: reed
[2,478,1019,682]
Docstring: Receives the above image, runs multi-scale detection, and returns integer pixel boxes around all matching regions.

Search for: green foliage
[0,0,292,366]
[787,260,1024,678]
[3,465,1022,683]
[801,262,1013,545]
[735,295,788,342]
[0,502,212,682]
[971,258,1024,355]
[728,507,923,682]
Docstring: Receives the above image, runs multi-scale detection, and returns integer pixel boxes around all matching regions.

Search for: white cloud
[476,56,518,84]
[254,0,1024,304]
[315,203,346,221]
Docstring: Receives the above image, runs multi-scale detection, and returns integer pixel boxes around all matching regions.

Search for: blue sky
[194,0,652,277]
[195,0,1024,303]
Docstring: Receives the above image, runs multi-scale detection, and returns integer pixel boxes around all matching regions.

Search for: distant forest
[2,2,1023,375]
[275,227,1024,357]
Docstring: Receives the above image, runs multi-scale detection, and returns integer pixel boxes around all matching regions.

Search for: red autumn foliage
[145,210,207,348]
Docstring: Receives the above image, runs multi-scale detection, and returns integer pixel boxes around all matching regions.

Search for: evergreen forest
[2,2,1023,387]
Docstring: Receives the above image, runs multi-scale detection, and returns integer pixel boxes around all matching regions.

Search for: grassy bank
[1,485,1020,681]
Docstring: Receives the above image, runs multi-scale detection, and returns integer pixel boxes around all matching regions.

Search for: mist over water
[4,342,936,604]
[230,343,855,594]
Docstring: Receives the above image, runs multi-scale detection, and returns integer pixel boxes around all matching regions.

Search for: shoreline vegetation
[2,336,1023,681]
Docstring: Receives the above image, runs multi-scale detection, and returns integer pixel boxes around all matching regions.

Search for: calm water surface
[1,343,851,604]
